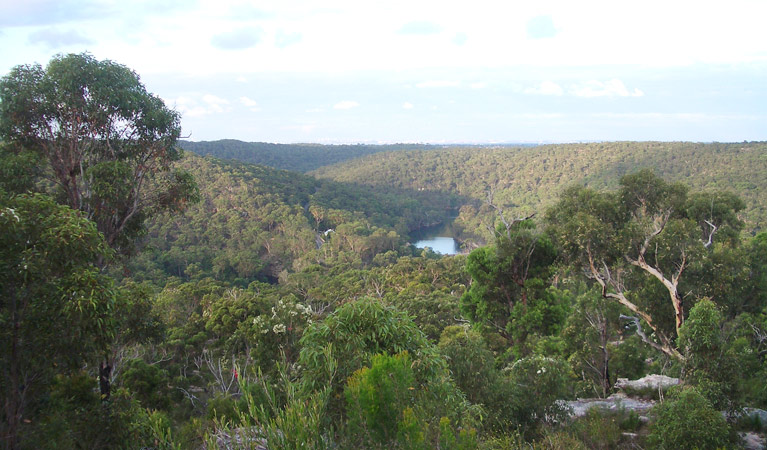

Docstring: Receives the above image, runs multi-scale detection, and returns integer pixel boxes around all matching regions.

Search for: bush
[647,387,738,449]
[505,355,572,436]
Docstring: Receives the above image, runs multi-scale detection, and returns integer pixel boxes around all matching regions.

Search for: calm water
[412,220,460,255]
[414,236,460,255]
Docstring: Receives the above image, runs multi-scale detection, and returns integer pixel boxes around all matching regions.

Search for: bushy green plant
[121,358,172,410]
[345,352,417,445]
[343,351,478,449]
[569,408,624,450]
[677,299,740,411]
[210,348,336,450]
[505,355,572,436]
[29,373,154,449]
[647,387,738,450]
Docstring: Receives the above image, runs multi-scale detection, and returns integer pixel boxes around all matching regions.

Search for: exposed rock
[741,407,767,425]
[564,392,656,418]
[741,431,766,450]
[614,374,680,393]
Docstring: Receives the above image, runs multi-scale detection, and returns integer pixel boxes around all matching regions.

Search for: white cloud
[470,82,487,89]
[402,102,414,109]
[524,81,563,96]
[239,96,260,111]
[211,27,262,50]
[416,80,460,88]
[170,94,231,117]
[27,28,93,48]
[333,100,359,110]
[398,21,442,35]
[571,79,644,98]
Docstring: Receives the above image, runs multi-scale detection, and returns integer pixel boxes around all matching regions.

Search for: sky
[1,0,766,144]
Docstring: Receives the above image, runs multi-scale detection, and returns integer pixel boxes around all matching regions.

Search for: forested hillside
[3,54,767,450]
[180,139,435,173]
[126,153,463,285]
[312,141,767,243]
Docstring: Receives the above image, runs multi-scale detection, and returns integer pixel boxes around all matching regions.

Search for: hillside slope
[180,139,434,173]
[311,142,767,242]
[125,154,460,284]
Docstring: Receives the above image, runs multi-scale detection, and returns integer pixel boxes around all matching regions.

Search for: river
[411,221,461,255]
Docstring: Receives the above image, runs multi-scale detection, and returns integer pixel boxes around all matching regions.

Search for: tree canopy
[0,52,197,256]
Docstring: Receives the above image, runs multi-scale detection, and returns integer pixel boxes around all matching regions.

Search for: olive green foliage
[0,53,198,257]
[461,220,562,356]
[505,356,573,436]
[546,170,747,360]
[298,297,435,396]
[438,326,498,406]
[345,352,478,449]
[312,142,767,243]
[562,286,622,398]
[230,354,335,450]
[182,139,431,173]
[345,352,418,446]
[677,299,740,410]
[121,359,172,411]
[1,193,117,447]
[0,144,39,194]
[30,373,153,449]
[127,154,456,285]
[647,388,737,450]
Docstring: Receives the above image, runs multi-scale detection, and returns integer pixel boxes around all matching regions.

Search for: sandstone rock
[614,374,680,393]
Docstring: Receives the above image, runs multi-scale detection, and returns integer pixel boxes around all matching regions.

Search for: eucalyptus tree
[0,52,198,257]
[1,193,116,449]
[546,170,744,360]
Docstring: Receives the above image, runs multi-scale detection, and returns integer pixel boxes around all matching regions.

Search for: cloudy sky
[1,0,766,143]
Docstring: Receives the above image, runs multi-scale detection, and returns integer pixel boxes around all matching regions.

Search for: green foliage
[677,299,740,410]
[0,143,39,194]
[345,352,418,445]
[647,387,737,450]
[438,326,498,406]
[313,142,767,242]
[461,221,558,352]
[569,408,624,450]
[181,139,432,173]
[562,286,622,397]
[298,297,434,396]
[121,358,172,410]
[1,193,117,447]
[505,355,573,436]
[217,350,336,450]
[0,53,198,256]
[344,351,478,449]
[29,373,154,449]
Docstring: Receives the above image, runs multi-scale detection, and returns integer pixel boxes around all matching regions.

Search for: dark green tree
[0,52,198,257]
[461,219,558,348]
[547,170,744,360]
[1,193,116,449]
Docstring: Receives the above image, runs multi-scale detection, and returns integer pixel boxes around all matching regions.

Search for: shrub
[647,387,738,449]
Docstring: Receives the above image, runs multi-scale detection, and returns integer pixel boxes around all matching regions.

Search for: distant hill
[179,139,436,173]
[125,154,461,284]
[310,141,767,242]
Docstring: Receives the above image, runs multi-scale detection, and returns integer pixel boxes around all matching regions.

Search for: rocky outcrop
[614,374,680,393]
[564,392,656,418]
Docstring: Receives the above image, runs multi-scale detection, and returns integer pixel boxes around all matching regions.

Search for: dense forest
[2,54,767,449]
[312,142,767,244]
[180,140,436,173]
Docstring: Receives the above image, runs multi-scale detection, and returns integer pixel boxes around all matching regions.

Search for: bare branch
[703,220,718,248]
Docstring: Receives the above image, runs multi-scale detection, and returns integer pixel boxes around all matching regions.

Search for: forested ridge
[312,141,767,243]
[2,54,767,449]
[179,139,438,173]
[125,153,462,285]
